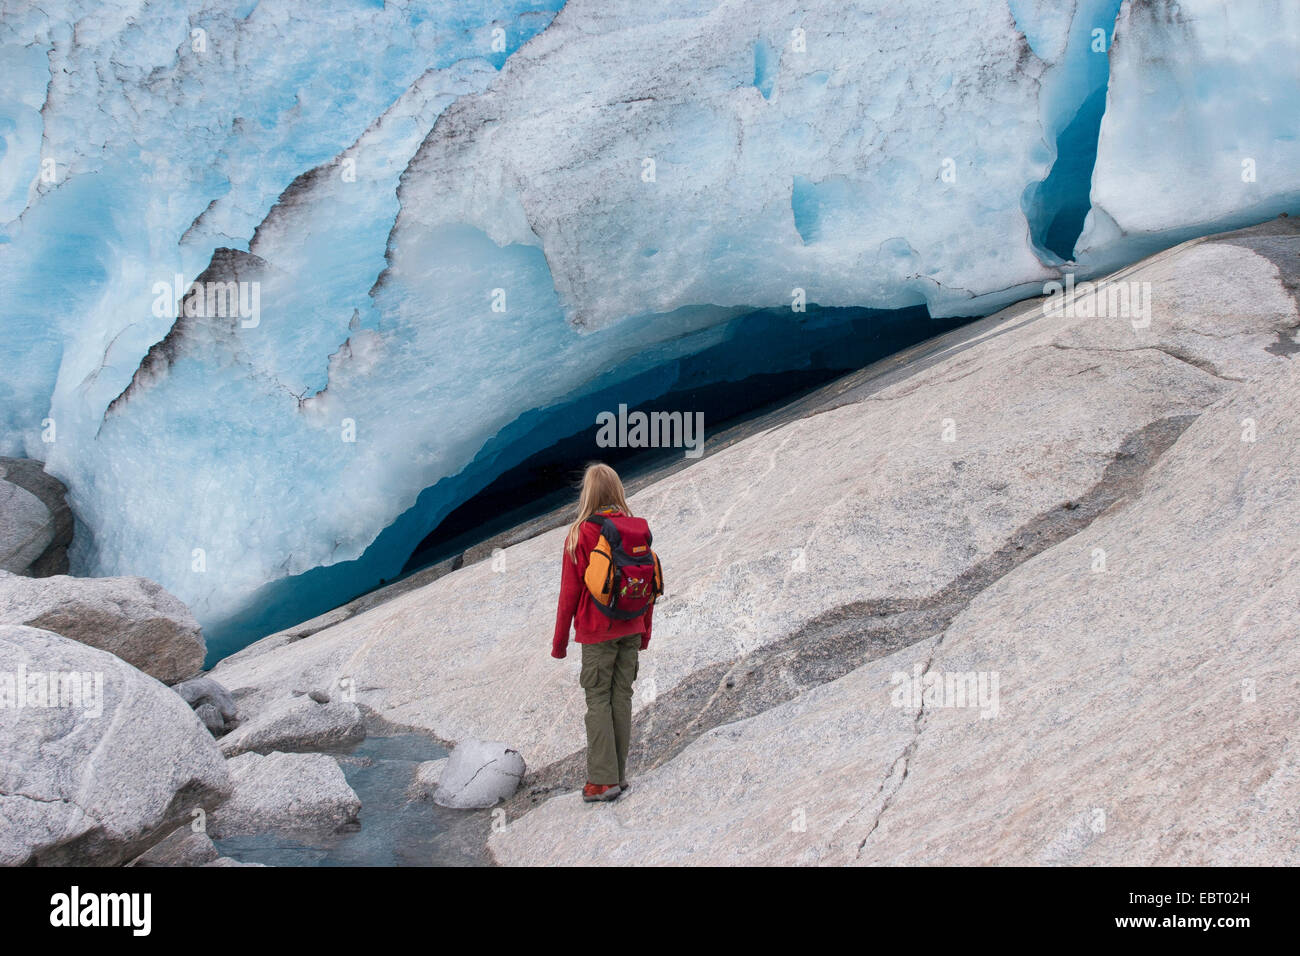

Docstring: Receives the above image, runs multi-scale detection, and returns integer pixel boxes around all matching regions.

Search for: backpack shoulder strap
[586,515,622,549]
[583,515,613,537]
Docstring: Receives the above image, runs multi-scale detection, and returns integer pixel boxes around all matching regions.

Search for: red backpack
[582,513,664,620]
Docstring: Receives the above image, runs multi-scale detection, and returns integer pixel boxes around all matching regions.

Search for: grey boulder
[217,693,365,757]
[0,458,73,576]
[208,751,361,837]
[433,740,525,809]
[0,479,52,575]
[0,570,205,685]
[0,624,231,866]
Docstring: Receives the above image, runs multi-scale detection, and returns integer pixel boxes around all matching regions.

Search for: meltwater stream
[212,735,492,867]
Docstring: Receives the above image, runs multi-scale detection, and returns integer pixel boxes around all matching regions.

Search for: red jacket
[552,508,653,659]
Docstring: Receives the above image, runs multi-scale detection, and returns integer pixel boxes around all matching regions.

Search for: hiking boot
[619,780,630,793]
[582,782,622,802]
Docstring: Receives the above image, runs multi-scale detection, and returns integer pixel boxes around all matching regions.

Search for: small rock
[175,676,237,716]
[433,740,525,809]
[217,694,365,757]
[209,751,361,838]
[194,703,225,734]
[174,676,238,735]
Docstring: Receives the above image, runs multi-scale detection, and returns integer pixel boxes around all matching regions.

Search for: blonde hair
[565,462,632,558]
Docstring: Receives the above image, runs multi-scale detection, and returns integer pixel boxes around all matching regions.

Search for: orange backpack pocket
[584,535,616,606]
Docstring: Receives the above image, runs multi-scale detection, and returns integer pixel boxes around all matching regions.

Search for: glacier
[1,0,1297,659]
[1076,0,1300,271]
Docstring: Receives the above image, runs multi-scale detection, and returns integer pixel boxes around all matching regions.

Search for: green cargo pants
[580,633,641,786]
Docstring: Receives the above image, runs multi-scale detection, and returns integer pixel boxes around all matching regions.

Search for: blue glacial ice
[0,0,1296,657]
[1075,0,1300,272]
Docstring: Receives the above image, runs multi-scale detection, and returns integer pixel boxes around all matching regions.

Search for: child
[552,462,654,802]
